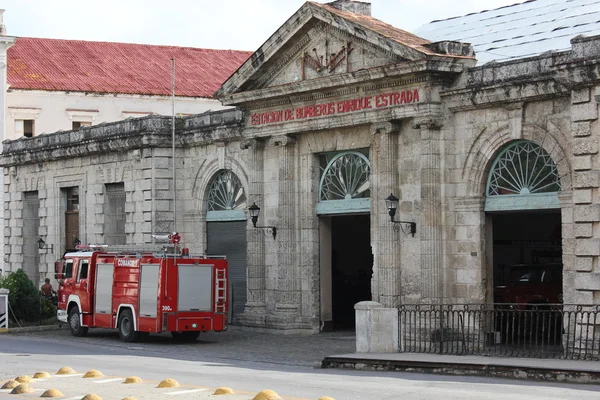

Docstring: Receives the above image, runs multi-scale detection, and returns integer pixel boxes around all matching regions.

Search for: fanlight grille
[487,141,561,196]
[207,170,246,211]
[319,151,370,201]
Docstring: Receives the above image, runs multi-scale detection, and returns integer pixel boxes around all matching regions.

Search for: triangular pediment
[255,22,406,90]
[215,1,459,103]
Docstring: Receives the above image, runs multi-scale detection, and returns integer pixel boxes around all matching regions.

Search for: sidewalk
[321,351,600,384]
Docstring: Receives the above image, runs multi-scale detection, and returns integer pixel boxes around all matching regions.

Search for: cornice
[221,58,468,107]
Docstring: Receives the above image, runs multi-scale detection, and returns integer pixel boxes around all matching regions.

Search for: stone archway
[204,168,248,323]
[462,124,572,198]
[456,124,572,306]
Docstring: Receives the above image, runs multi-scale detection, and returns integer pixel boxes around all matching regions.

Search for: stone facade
[1,2,600,337]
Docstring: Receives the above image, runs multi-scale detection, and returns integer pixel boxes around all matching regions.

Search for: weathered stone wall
[1,110,244,279]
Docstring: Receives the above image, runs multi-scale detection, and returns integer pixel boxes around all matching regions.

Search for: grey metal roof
[412,0,600,65]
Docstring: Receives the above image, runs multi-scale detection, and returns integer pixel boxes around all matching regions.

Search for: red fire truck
[55,236,228,342]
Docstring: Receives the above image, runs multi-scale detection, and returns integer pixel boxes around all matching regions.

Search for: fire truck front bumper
[57,309,68,323]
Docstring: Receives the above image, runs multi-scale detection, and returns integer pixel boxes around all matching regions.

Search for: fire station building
[2,0,600,334]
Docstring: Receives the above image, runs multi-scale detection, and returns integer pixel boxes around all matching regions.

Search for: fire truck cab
[55,243,228,342]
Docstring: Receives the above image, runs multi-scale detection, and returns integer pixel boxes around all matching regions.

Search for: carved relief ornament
[301,41,354,79]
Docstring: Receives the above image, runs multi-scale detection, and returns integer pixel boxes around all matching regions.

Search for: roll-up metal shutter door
[207,221,246,322]
[23,192,40,285]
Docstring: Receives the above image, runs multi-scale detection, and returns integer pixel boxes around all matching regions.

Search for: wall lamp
[385,193,416,237]
[37,238,54,252]
[248,203,277,240]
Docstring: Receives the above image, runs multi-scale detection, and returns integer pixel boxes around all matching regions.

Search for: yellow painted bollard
[10,384,34,394]
[252,390,282,400]
[157,378,180,388]
[1,380,19,389]
[41,388,64,398]
[123,376,143,384]
[56,366,76,375]
[81,394,103,400]
[83,370,103,378]
[14,375,32,383]
[33,371,52,379]
[213,387,235,395]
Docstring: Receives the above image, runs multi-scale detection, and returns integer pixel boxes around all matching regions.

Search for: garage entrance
[484,140,563,306]
[207,221,247,321]
[491,211,563,305]
[205,169,247,324]
[317,150,372,331]
[320,214,372,331]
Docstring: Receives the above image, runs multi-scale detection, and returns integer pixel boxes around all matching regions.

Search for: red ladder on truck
[215,268,227,314]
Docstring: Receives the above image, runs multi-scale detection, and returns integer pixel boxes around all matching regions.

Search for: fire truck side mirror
[54,261,64,280]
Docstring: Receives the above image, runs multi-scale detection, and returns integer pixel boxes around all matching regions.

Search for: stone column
[269,135,300,316]
[414,117,445,301]
[370,122,401,308]
[240,139,266,314]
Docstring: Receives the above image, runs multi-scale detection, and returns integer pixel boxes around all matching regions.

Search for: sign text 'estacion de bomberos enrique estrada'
[250,88,420,126]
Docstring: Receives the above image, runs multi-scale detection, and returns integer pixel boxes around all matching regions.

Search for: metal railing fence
[3,295,58,328]
[398,304,600,360]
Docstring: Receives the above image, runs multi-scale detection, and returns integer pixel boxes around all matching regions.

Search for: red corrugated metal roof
[7,37,252,98]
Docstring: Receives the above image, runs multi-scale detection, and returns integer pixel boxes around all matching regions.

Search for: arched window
[206,170,246,221]
[485,140,561,211]
[317,151,371,214]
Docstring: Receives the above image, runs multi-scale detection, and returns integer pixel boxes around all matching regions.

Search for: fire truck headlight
[192,323,197,328]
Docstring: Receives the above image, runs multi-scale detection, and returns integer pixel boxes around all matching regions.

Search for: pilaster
[240,138,267,313]
[452,196,486,303]
[414,117,445,301]
[567,86,600,356]
[370,122,401,307]
[269,135,300,315]
[569,87,599,296]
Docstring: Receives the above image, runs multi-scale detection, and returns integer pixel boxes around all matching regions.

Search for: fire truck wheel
[171,331,200,342]
[118,309,140,343]
[68,307,88,337]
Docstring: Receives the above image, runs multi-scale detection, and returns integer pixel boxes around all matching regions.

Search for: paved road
[1,328,600,399]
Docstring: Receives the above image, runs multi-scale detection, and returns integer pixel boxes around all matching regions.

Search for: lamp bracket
[392,220,416,237]
[255,226,277,240]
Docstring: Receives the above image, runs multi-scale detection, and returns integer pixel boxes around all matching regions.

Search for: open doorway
[491,211,563,306]
[320,214,372,331]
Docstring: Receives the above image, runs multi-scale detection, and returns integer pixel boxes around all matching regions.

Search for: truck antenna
[171,57,177,236]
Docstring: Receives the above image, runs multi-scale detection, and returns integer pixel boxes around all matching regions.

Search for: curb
[321,356,600,384]
[2,325,62,333]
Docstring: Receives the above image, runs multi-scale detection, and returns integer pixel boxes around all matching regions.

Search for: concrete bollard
[355,301,398,353]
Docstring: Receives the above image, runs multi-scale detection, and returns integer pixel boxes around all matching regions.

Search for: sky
[2,0,525,51]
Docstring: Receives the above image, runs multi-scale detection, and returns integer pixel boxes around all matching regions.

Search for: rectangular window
[23,120,34,137]
[67,187,79,211]
[104,183,126,245]
[77,260,89,282]
[72,121,92,130]
[64,259,74,279]
[64,187,80,251]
